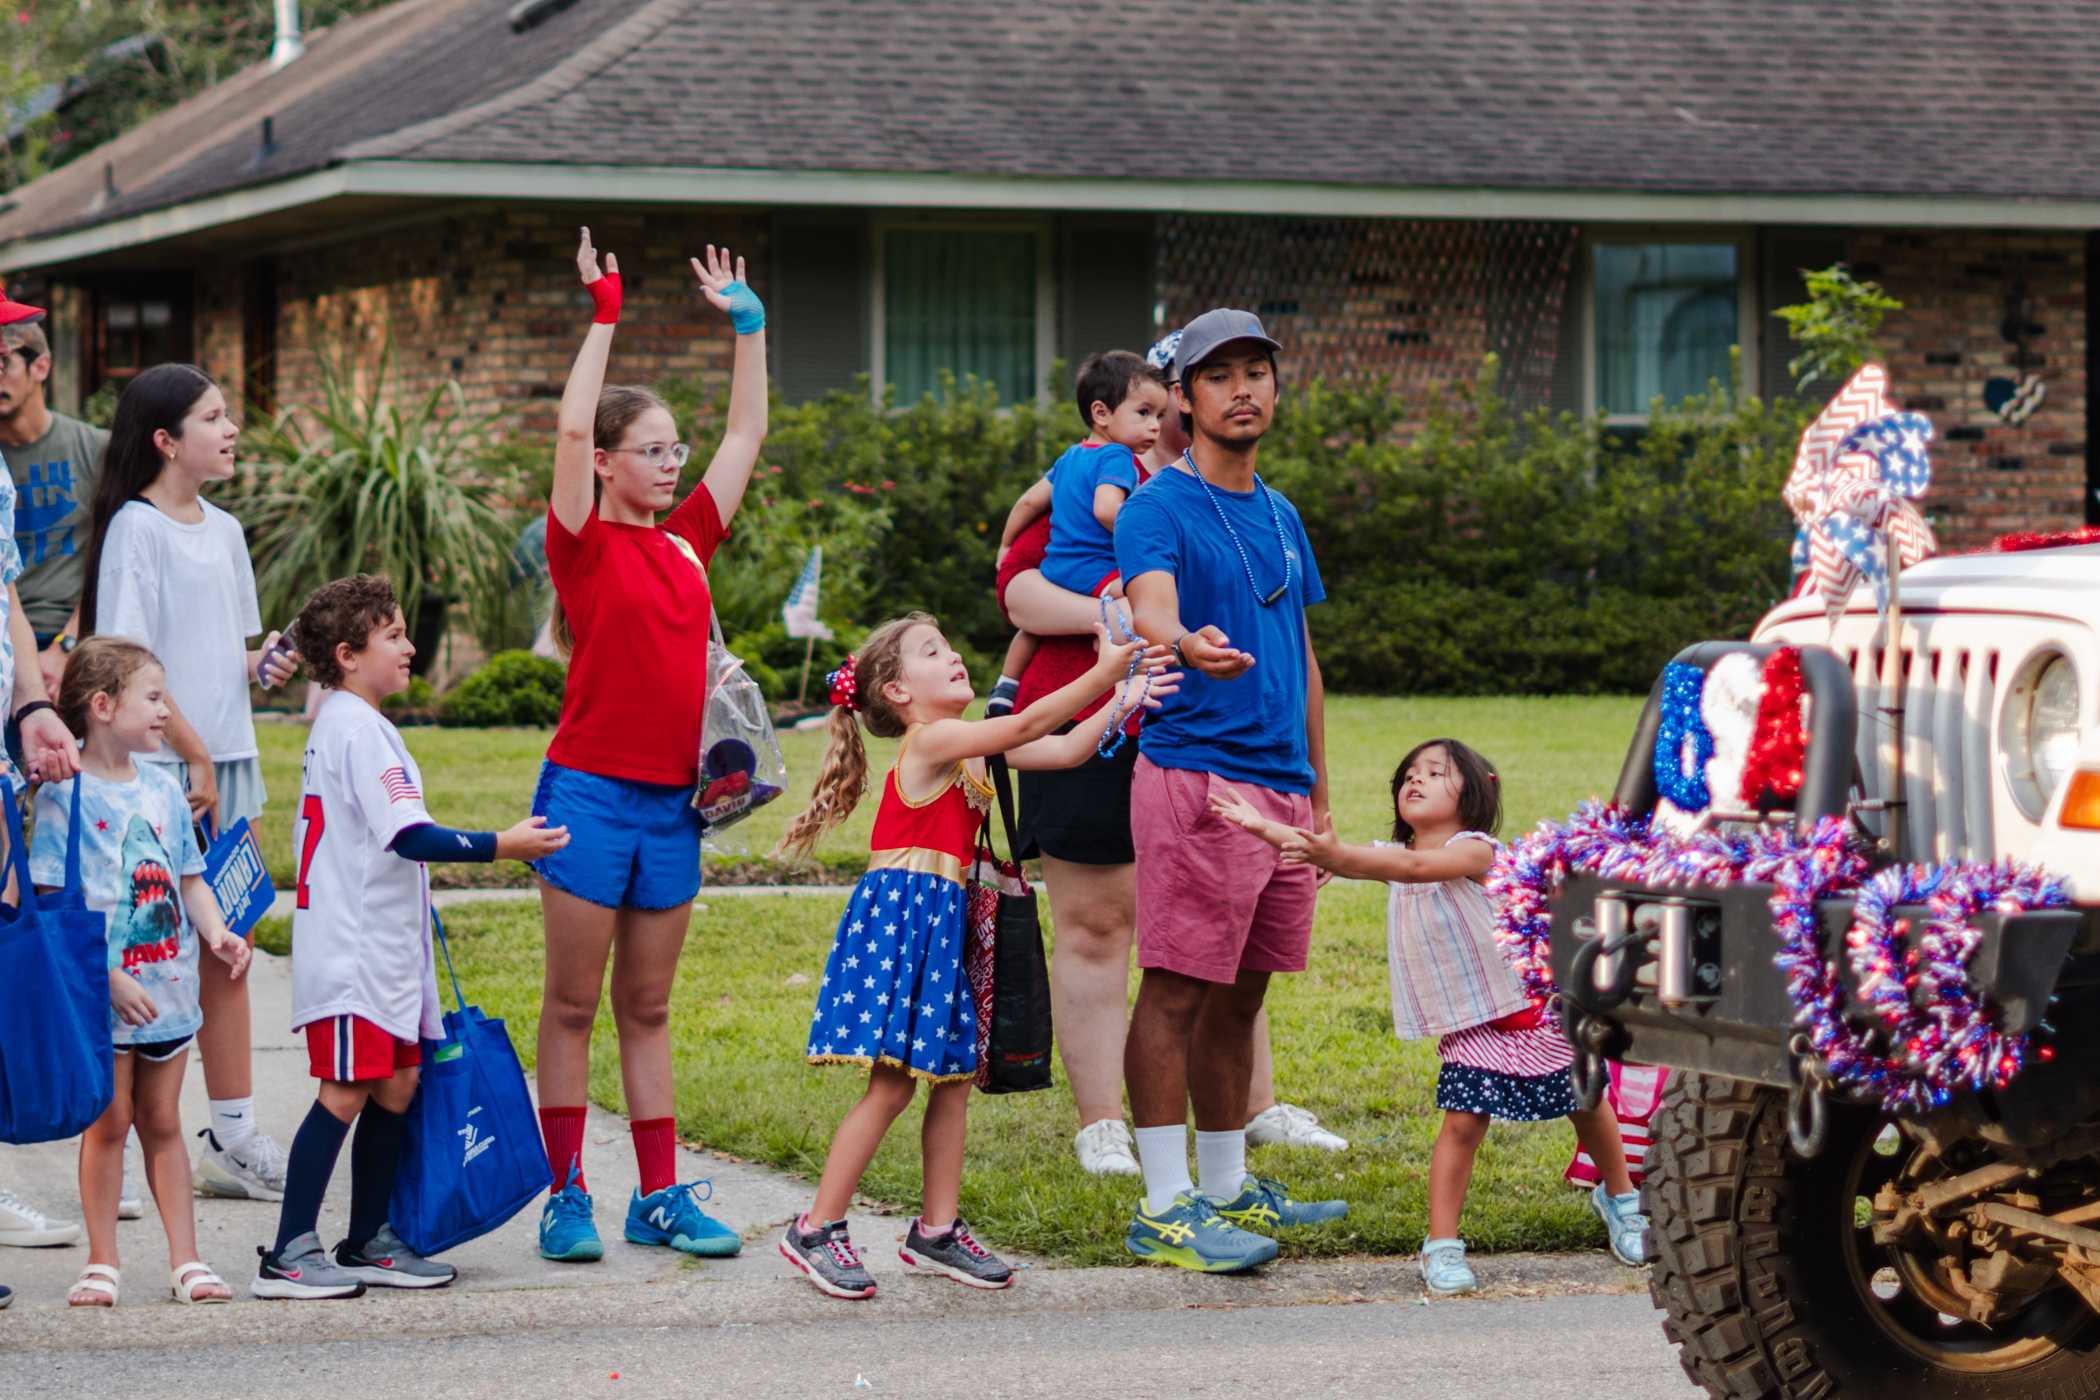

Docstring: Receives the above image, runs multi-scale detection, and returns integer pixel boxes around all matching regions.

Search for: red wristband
[587,272,622,325]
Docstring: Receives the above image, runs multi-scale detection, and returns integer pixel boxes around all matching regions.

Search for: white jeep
[1548,541,2100,1397]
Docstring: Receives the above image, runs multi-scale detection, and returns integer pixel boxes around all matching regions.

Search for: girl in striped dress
[1212,738,1645,1295]
[772,611,1175,1300]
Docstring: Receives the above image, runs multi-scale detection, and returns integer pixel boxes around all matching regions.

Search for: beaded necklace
[1094,595,1147,759]
[1181,450,1294,607]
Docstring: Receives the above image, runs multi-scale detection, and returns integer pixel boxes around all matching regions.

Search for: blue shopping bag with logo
[199,814,275,938]
[390,911,549,1256]
[0,776,113,1144]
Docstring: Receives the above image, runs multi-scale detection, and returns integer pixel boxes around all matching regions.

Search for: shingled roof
[10,0,2100,251]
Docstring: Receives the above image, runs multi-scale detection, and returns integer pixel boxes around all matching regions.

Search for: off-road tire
[1644,1072,2100,1398]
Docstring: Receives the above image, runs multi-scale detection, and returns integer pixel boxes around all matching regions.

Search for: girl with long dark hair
[81,363,299,1204]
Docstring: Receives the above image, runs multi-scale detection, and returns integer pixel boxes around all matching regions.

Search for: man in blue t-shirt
[1112,309,1344,1272]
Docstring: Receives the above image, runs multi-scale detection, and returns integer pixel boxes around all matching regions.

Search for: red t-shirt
[995,463,1153,731]
[545,486,727,786]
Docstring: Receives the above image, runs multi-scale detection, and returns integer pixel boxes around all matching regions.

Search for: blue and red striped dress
[804,733,994,1083]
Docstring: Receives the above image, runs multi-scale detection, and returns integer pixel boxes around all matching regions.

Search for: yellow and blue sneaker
[625,1179,742,1258]
[1125,1191,1279,1273]
[1216,1175,1349,1230]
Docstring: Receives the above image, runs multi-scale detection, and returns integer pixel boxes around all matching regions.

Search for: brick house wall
[236,203,768,434]
[1850,230,2086,551]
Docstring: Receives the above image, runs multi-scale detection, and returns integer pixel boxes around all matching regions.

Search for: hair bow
[1783,364,1937,618]
[827,654,861,710]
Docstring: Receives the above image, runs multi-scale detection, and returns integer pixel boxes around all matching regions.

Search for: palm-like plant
[235,345,524,650]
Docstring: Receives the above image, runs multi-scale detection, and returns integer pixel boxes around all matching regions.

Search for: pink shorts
[1131,757,1319,984]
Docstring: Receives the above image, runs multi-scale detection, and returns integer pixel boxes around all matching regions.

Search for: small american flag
[379,766,422,805]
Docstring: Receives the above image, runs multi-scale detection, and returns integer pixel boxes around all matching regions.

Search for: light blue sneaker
[625,1180,742,1258]
[538,1176,604,1263]
[1591,1183,1649,1266]
[1215,1175,1349,1230]
[1125,1192,1279,1273]
[1419,1237,1477,1296]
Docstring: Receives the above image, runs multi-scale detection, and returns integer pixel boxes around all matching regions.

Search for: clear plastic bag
[694,614,787,845]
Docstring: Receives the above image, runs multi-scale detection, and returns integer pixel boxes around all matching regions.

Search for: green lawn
[253,694,1641,888]
[253,693,1648,1264]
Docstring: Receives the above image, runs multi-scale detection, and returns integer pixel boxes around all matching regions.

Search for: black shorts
[1016,731,1138,866]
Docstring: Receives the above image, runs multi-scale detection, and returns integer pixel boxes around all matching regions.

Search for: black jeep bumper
[1548,873,2097,1089]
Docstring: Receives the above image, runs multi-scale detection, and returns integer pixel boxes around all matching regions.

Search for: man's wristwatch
[52,633,75,654]
[1172,632,1191,668]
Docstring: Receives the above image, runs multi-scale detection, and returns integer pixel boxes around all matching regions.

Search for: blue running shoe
[1125,1192,1278,1273]
[539,1174,603,1263]
[1591,1183,1649,1266]
[626,1179,742,1258]
[1216,1175,1349,1230]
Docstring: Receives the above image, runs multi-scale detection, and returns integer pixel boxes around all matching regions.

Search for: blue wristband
[722,279,766,335]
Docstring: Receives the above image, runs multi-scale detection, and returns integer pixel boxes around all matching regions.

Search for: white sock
[209,1097,257,1151]
[1133,1124,1192,1214]
[1195,1129,1247,1201]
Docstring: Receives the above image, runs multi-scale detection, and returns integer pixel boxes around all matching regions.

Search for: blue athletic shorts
[530,760,703,911]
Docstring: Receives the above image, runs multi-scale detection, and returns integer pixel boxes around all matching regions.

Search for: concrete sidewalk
[0,948,877,1310]
[1,949,1651,1376]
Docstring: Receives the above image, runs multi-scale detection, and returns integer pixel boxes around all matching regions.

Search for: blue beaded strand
[1183,450,1295,607]
[1095,595,1147,759]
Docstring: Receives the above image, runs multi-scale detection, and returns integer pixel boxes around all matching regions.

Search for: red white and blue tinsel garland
[1487,803,2062,1110]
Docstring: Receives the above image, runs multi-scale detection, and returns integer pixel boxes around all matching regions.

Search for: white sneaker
[118,1167,143,1221]
[193,1128,287,1202]
[1245,1103,1349,1152]
[0,1189,83,1247]
[1073,1119,1140,1176]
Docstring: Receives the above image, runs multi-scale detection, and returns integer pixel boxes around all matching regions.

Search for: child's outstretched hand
[109,969,158,1028]
[1114,652,1182,713]
[497,815,571,862]
[1087,620,1143,681]
[1210,787,1290,847]
[204,927,252,981]
[1280,813,1345,871]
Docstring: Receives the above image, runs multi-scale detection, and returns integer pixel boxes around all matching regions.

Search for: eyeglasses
[609,442,691,470]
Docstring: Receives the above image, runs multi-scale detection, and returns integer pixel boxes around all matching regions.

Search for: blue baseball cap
[1171,308,1281,383]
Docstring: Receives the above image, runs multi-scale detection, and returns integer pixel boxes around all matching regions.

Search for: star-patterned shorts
[804,866,976,1082]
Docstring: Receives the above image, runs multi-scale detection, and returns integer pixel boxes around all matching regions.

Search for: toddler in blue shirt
[990,351,1168,709]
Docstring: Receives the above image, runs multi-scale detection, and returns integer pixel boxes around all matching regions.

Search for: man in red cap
[0,283,104,706]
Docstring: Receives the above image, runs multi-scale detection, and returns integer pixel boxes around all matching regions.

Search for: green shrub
[382,674,438,721]
[439,650,567,727]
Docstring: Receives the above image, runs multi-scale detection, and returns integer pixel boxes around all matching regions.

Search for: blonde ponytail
[775,706,868,859]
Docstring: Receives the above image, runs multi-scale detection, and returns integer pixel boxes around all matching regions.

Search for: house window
[880,227,1041,404]
[90,284,192,395]
[1592,242,1740,417]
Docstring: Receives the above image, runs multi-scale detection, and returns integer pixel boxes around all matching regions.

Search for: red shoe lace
[950,1224,989,1259]
[826,1232,863,1270]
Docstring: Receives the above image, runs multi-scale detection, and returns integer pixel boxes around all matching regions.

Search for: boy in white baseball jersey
[253,575,569,1299]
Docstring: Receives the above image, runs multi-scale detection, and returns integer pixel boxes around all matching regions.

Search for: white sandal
[170,1261,231,1305]
[67,1264,119,1307]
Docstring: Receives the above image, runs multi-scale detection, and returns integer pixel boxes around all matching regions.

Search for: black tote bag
[966,756,1053,1094]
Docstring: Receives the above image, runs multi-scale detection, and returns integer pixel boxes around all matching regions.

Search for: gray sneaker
[779,1217,876,1299]
[336,1224,456,1289]
[250,1232,367,1300]
[899,1215,1013,1290]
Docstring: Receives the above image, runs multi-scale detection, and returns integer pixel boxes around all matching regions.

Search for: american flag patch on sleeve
[379,766,423,804]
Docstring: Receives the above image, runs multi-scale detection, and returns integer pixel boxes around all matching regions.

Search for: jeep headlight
[2003,651,2082,820]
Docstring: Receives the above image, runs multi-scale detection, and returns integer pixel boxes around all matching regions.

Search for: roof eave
[10,158,2100,273]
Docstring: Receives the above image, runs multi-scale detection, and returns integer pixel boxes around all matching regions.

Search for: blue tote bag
[391,910,550,1256]
[0,776,113,1144]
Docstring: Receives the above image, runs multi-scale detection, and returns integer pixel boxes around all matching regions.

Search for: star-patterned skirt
[804,865,976,1082]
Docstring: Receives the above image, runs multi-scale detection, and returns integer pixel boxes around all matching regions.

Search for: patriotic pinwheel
[1784,364,1937,616]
